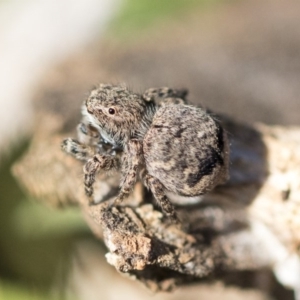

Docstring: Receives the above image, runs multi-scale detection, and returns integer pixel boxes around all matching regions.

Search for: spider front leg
[78,121,118,154]
[61,122,101,161]
[77,121,100,145]
[114,139,143,204]
[144,174,179,223]
[84,154,119,204]
[61,138,95,161]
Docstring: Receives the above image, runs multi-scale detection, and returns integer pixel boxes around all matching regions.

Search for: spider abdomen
[143,104,229,196]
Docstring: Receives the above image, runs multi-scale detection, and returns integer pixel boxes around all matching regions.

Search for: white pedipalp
[81,103,117,146]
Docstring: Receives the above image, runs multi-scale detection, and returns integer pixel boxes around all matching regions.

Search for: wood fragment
[12,112,300,293]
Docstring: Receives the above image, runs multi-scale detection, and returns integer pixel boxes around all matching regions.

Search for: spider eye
[108,108,115,115]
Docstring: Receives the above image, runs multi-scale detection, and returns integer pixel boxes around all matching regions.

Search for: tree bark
[12,112,300,292]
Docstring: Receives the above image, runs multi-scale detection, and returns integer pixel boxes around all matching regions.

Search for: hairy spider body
[62,84,229,221]
[143,104,228,197]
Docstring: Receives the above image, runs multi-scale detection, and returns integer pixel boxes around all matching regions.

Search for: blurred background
[1,0,300,299]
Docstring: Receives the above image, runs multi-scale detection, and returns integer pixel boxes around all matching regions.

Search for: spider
[62,84,229,222]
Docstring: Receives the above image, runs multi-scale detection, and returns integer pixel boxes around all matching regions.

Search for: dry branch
[12,113,300,293]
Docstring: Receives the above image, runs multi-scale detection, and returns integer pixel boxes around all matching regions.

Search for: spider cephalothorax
[84,84,155,147]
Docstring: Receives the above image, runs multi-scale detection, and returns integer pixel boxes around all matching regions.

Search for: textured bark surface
[10,1,300,297]
[12,110,300,292]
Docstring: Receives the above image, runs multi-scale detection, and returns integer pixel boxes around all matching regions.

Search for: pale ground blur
[1,0,300,299]
[0,0,120,153]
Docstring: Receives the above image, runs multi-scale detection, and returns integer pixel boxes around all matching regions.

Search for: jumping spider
[62,84,229,222]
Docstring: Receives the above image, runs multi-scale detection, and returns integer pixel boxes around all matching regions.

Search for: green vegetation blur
[0,1,223,299]
[109,0,222,39]
[0,141,90,300]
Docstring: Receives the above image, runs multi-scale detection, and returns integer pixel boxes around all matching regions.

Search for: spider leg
[142,87,188,104]
[114,139,142,204]
[84,154,119,204]
[77,122,100,145]
[61,138,95,161]
[144,174,179,223]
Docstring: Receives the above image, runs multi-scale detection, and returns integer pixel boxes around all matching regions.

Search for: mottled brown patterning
[62,83,229,222]
[143,104,228,196]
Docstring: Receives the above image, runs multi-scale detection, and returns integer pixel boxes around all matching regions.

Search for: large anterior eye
[108,108,115,115]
